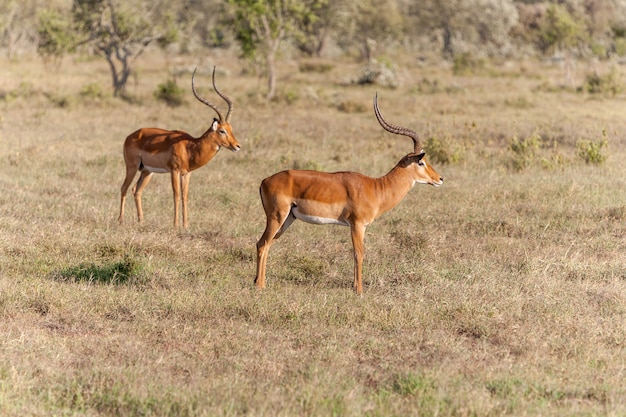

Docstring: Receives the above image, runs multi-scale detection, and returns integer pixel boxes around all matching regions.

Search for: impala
[119,67,241,228]
[254,94,443,294]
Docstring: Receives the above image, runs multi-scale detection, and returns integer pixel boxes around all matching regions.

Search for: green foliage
[535,4,587,54]
[615,37,626,57]
[509,130,542,171]
[80,82,105,100]
[37,8,75,58]
[541,149,569,171]
[46,92,75,108]
[452,52,485,76]
[1,82,35,102]
[56,255,145,285]
[228,0,318,59]
[582,69,624,96]
[486,378,524,399]
[154,79,185,107]
[424,135,464,165]
[298,60,333,73]
[68,0,179,97]
[391,373,435,397]
[576,132,608,165]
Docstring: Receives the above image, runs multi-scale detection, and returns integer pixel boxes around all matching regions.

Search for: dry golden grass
[1,53,625,416]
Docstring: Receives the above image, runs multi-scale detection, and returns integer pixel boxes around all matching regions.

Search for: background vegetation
[1,0,626,416]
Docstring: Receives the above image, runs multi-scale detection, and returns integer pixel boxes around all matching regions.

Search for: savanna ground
[1,52,625,416]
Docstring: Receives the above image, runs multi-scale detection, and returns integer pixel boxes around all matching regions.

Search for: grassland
[1,53,625,416]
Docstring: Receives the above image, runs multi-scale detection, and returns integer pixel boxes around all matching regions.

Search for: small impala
[255,94,443,294]
[119,67,241,228]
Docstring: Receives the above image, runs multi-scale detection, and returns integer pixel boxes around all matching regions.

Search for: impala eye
[418,160,426,167]
[219,129,227,135]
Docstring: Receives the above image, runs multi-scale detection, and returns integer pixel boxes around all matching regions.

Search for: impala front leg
[181,172,191,229]
[350,223,366,295]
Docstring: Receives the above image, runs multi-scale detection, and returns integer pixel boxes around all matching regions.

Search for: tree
[535,4,587,85]
[1,0,39,59]
[331,0,403,62]
[38,0,178,97]
[292,0,340,57]
[37,8,74,60]
[409,0,518,59]
[227,0,323,100]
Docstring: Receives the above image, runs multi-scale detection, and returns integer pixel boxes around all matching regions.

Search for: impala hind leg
[170,170,182,227]
[119,167,139,225]
[255,208,296,289]
[132,170,153,223]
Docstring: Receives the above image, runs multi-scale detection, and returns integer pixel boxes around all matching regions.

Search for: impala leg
[255,209,295,289]
[181,172,191,229]
[171,171,181,227]
[119,168,138,225]
[132,170,153,224]
[350,223,366,295]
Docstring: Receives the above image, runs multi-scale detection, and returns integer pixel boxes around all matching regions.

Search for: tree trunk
[266,53,276,101]
[442,22,453,58]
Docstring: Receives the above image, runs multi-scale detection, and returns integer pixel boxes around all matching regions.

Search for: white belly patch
[292,206,349,226]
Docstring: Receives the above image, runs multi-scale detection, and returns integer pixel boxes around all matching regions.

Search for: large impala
[119,67,240,228]
[255,94,443,295]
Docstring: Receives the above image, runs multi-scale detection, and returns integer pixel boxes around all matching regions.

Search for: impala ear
[210,119,219,132]
[416,152,426,161]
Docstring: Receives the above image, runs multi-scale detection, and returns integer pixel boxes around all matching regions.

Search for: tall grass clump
[55,255,146,285]
[582,69,624,96]
[452,52,485,75]
[576,130,608,164]
[80,82,106,100]
[508,130,542,171]
[425,135,465,164]
[154,78,184,106]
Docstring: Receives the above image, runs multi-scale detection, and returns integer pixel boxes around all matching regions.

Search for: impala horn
[192,67,234,123]
[373,93,422,154]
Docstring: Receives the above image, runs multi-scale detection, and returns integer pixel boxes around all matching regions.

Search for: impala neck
[375,160,417,215]
[189,130,221,170]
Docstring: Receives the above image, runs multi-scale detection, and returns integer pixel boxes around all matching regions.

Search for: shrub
[355,62,401,88]
[509,130,542,171]
[582,69,624,96]
[80,82,105,100]
[299,60,333,73]
[154,78,184,107]
[615,37,626,57]
[576,131,608,164]
[424,135,464,164]
[56,255,145,285]
[452,52,485,76]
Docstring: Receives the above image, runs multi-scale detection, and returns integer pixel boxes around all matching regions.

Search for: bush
[452,53,485,76]
[154,79,184,107]
[355,61,401,88]
[80,82,105,100]
[582,69,624,96]
[299,60,333,73]
[509,131,542,171]
[576,131,608,165]
[424,135,464,164]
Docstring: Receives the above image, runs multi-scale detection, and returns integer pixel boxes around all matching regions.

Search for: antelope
[254,94,443,295]
[119,67,241,228]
